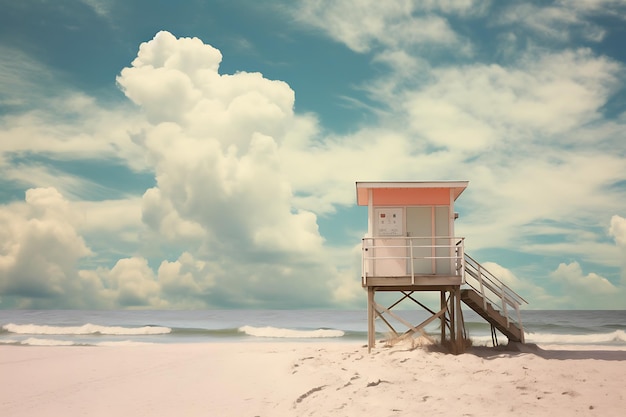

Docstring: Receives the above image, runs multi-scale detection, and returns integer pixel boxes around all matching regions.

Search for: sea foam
[525,330,626,345]
[2,323,171,336]
[19,337,76,346]
[0,337,156,347]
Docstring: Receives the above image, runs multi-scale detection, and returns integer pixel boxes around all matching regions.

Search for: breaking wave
[525,330,626,345]
[238,325,344,339]
[2,323,171,336]
[468,330,626,347]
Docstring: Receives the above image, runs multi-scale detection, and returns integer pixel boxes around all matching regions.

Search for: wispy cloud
[498,4,606,42]
[0,46,61,109]
[295,0,472,54]
[80,0,112,19]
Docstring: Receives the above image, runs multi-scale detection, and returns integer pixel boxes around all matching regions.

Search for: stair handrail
[463,254,528,334]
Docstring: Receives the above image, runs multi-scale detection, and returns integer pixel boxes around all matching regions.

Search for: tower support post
[455,286,465,353]
[367,287,375,353]
[440,291,446,342]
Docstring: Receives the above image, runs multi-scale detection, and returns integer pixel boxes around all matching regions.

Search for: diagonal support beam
[373,301,447,345]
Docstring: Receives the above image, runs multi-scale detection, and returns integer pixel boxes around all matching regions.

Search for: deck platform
[363,275,462,288]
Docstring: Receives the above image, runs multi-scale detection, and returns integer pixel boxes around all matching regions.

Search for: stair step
[460,289,523,343]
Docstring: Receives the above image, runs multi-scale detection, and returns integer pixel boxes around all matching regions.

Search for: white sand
[1,342,625,416]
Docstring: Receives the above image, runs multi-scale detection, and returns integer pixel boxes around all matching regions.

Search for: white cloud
[551,261,618,295]
[459,152,626,250]
[558,0,626,20]
[0,97,149,173]
[74,198,143,237]
[609,215,626,283]
[0,46,57,108]
[117,32,321,254]
[0,188,93,307]
[1,162,112,202]
[142,187,205,242]
[476,260,624,309]
[496,0,626,44]
[114,31,347,307]
[0,44,149,175]
[415,0,490,15]
[280,127,457,213]
[0,188,162,309]
[295,0,470,53]
[480,261,553,309]
[330,243,366,305]
[108,257,164,308]
[609,215,626,247]
[157,252,214,307]
[398,49,620,145]
[499,4,606,42]
[80,0,112,18]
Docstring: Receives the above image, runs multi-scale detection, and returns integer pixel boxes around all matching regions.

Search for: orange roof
[355,181,469,206]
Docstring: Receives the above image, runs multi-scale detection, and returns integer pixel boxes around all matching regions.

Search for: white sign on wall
[375,208,404,236]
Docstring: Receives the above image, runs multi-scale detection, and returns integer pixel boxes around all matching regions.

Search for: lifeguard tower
[357,181,527,353]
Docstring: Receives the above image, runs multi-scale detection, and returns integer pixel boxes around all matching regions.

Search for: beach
[1,342,625,417]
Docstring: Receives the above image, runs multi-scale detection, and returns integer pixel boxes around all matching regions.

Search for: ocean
[1,309,625,348]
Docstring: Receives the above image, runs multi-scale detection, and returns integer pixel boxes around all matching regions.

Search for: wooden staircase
[461,288,524,342]
[462,254,528,343]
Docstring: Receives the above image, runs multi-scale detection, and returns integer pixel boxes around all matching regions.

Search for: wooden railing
[463,254,528,333]
[361,237,466,285]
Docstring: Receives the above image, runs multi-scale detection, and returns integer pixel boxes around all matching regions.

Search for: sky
[0,0,625,310]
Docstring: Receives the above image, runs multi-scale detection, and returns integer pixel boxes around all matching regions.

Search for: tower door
[371,207,406,276]
[406,206,451,275]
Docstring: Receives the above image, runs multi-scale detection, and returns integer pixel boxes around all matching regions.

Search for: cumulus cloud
[0,30,366,310]
[0,188,163,309]
[0,188,92,307]
[115,31,346,307]
[157,252,214,307]
[118,32,321,255]
[108,257,163,307]
[550,262,619,308]
[480,261,553,308]
[477,260,623,309]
